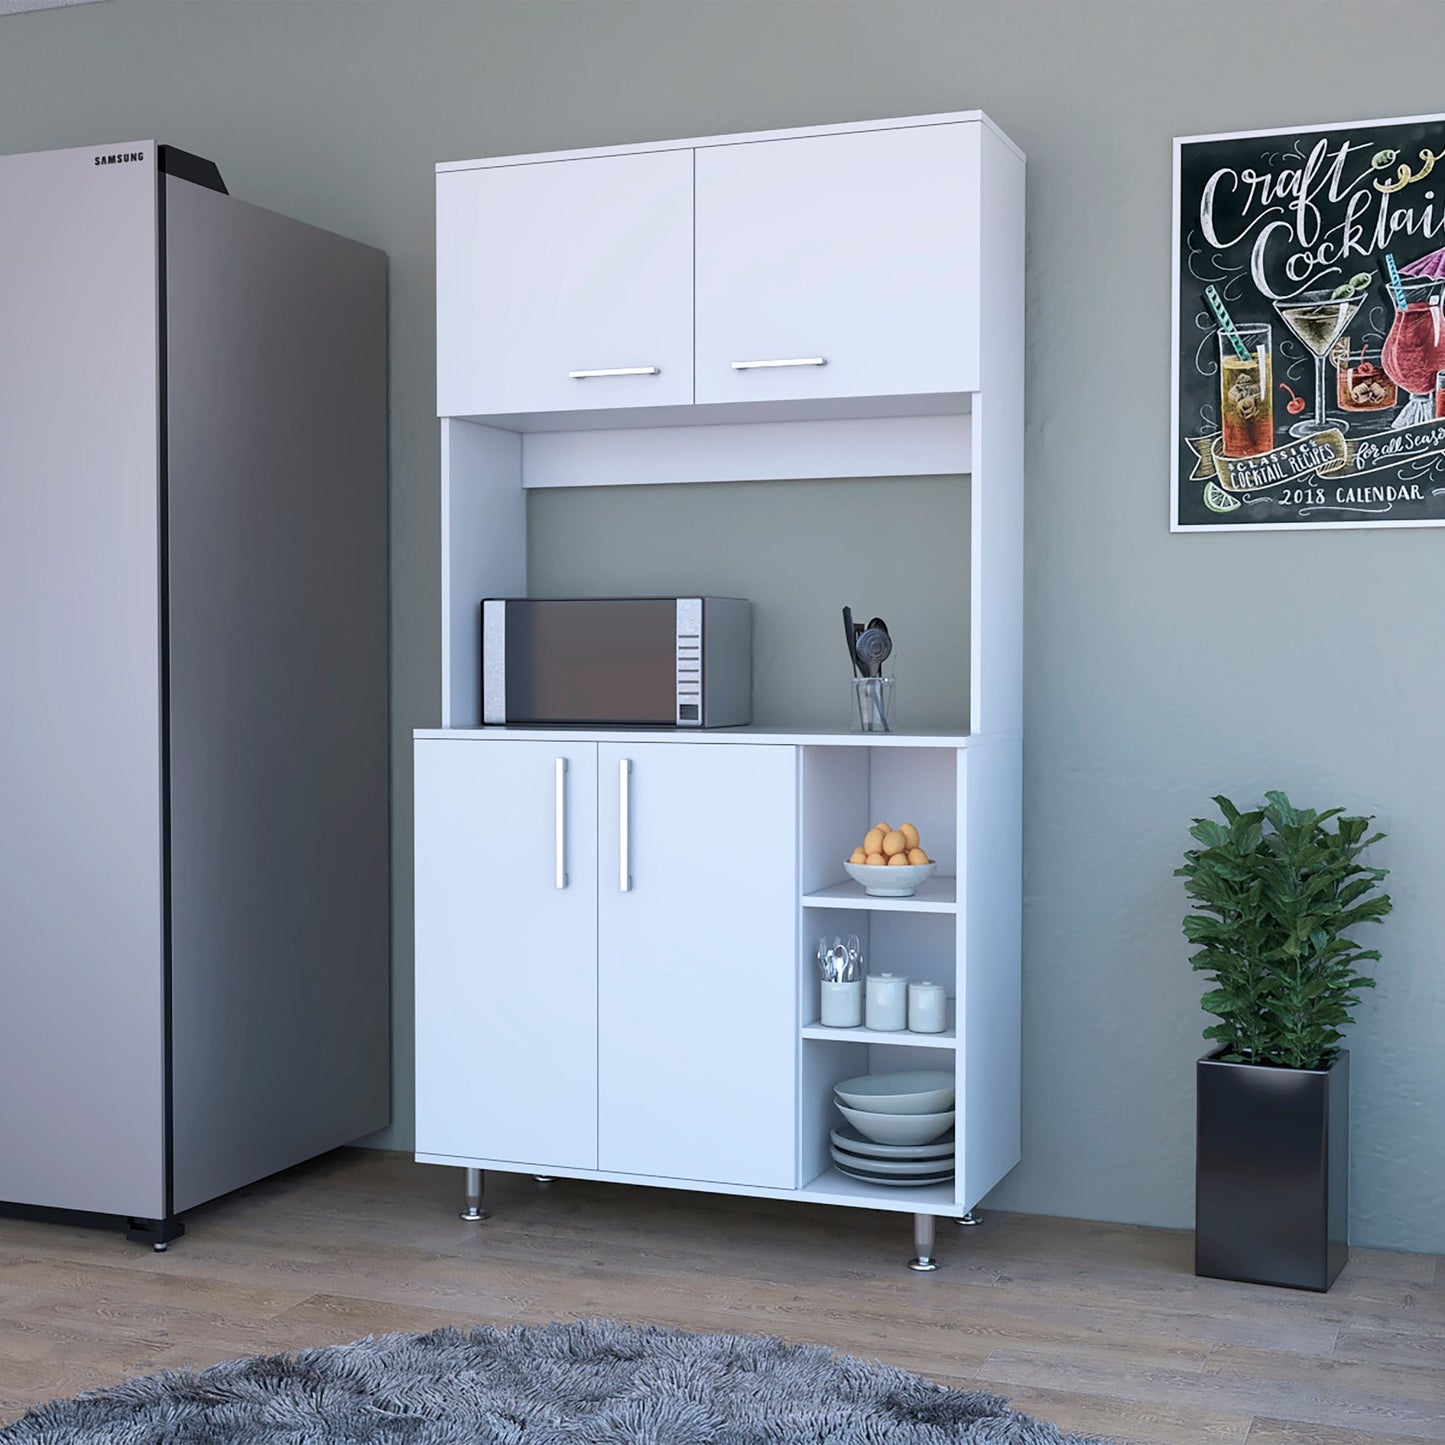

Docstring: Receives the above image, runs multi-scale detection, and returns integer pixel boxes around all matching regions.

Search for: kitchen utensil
[834,1069,956,1114]
[855,626,892,679]
[830,1123,956,1160]
[842,607,861,677]
[821,936,854,982]
[842,859,935,897]
[834,1103,955,1145]
[829,1144,957,1177]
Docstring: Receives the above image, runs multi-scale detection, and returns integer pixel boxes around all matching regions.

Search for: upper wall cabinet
[436,148,694,418]
[694,124,981,405]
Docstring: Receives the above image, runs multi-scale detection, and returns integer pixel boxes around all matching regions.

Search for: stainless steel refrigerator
[0,141,390,1247]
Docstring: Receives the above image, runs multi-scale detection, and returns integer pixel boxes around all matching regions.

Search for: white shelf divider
[802,876,957,913]
[801,1000,956,1048]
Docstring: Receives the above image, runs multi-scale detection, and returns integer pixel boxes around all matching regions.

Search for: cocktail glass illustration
[1218,323,1274,458]
[1382,276,1445,428]
[1332,337,1397,412]
[1272,289,1363,437]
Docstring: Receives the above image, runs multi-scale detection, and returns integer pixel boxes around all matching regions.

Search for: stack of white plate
[831,1070,956,1187]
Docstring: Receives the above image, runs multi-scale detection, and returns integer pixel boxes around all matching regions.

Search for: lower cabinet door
[415,739,598,1168]
[597,742,798,1188]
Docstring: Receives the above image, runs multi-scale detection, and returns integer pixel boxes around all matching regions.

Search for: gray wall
[528,477,972,733]
[2,0,1440,1252]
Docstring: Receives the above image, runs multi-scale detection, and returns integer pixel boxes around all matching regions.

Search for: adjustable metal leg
[908,1211,939,1271]
[459,1167,488,1222]
[533,1175,555,1185]
[955,1209,983,1226]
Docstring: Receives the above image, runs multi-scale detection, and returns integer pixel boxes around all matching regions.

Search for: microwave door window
[510,600,677,725]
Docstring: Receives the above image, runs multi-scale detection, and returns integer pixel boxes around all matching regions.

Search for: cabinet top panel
[437,110,1024,175]
[415,725,988,749]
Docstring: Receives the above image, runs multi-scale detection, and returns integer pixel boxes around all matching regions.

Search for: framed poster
[1174,112,1445,530]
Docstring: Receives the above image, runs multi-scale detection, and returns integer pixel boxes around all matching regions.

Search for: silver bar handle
[568,366,660,378]
[554,757,568,889]
[730,356,826,370]
[618,758,632,892]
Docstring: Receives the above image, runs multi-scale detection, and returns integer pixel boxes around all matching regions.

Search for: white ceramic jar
[907,980,947,1034]
[865,972,907,1031]
[819,979,863,1028]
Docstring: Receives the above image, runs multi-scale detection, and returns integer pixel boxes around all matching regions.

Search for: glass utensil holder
[851,676,895,733]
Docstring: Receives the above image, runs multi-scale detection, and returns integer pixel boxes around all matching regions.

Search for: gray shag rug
[0,1318,1109,1444]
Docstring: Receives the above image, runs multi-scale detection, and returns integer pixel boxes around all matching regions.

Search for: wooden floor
[0,1150,1440,1443]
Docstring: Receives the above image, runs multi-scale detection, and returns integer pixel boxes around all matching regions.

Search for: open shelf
[803,876,957,913]
[802,1000,956,1047]
[799,1165,958,1214]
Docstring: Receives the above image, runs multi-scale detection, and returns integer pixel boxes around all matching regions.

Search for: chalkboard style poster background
[1174,112,1445,530]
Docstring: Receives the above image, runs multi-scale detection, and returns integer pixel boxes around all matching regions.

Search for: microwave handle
[618,758,632,892]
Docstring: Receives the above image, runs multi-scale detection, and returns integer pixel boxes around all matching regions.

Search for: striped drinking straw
[1385,253,1408,308]
[1205,285,1252,362]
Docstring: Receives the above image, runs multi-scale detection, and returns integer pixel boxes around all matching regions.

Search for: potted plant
[1177,791,1391,1291]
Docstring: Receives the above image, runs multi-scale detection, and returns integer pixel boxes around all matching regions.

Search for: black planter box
[1195,1050,1348,1291]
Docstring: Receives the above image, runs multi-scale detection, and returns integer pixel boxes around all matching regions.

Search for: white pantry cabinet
[415,738,798,1191]
[422,111,1024,1270]
[436,148,693,418]
[597,742,796,1187]
[694,124,980,404]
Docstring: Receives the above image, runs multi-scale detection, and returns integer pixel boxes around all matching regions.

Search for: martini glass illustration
[1272,288,1364,437]
[1381,275,1445,428]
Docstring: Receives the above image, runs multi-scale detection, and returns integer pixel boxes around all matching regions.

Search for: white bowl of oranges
[842,822,936,897]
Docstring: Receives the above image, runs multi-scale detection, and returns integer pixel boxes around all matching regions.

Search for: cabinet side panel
[958,735,1022,1206]
[441,420,524,728]
[970,130,1025,737]
[164,178,390,1213]
[0,144,166,1220]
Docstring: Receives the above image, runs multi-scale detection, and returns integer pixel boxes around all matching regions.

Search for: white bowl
[834,1069,955,1115]
[835,1102,955,1146]
[843,860,937,898]
[831,1123,956,1161]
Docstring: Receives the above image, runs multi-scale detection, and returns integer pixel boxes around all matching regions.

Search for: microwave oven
[480,597,752,728]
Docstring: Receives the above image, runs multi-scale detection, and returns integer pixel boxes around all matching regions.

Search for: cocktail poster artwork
[1173,112,1445,530]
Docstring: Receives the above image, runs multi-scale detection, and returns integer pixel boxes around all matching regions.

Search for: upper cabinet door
[694,124,980,405]
[437,149,694,418]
